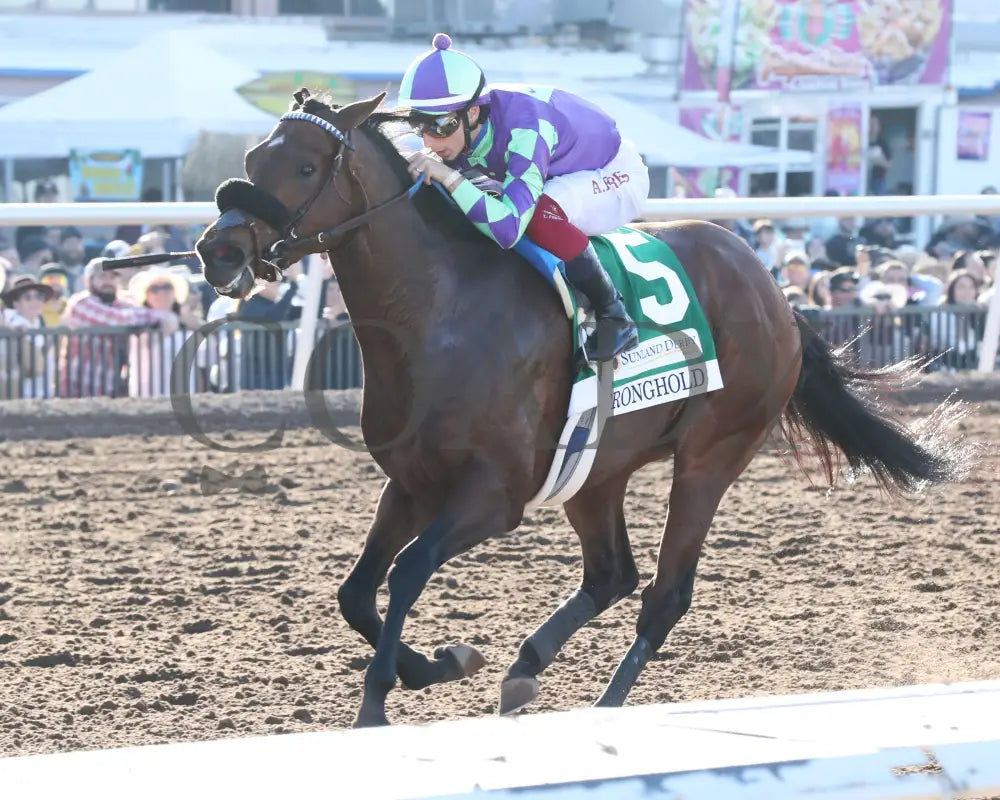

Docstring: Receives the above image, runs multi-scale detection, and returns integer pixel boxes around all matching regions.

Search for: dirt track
[1,376,998,757]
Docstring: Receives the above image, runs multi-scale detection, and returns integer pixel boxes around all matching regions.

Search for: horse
[195,89,962,728]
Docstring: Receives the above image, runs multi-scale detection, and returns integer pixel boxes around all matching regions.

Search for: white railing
[3,195,999,371]
[6,193,1000,225]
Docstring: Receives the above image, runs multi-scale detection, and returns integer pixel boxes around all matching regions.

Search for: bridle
[213,109,422,283]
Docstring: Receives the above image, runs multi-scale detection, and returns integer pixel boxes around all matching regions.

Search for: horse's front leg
[353,462,511,728]
[338,478,485,690]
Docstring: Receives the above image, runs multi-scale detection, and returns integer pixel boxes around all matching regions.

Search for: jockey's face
[421,105,481,163]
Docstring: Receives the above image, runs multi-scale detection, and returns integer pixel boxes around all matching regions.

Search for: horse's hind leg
[594,426,769,707]
[338,479,485,691]
[500,479,638,714]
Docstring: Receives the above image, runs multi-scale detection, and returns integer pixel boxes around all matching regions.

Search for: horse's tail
[782,311,965,496]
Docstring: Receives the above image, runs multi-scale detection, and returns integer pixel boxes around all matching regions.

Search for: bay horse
[195,90,961,728]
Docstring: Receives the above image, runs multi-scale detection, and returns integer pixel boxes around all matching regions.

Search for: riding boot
[564,242,639,362]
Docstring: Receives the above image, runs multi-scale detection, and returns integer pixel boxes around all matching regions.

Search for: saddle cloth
[514,228,724,508]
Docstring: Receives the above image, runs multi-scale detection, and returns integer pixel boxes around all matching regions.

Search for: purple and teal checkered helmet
[397,33,490,114]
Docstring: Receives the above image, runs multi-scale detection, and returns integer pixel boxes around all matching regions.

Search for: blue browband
[279,111,354,149]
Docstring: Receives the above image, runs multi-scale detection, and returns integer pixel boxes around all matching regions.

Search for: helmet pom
[432,32,452,50]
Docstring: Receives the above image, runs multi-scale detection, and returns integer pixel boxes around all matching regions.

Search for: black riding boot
[564,242,639,362]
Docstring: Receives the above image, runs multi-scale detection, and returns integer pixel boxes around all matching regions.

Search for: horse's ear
[292,87,311,108]
[335,92,388,131]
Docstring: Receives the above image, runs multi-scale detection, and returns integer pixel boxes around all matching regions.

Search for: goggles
[409,112,463,139]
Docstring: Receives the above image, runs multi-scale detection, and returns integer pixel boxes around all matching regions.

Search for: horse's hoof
[498,675,540,715]
[436,643,486,678]
[352,711,390,728]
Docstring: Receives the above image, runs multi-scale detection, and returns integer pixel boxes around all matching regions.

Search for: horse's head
[196,89,387,298]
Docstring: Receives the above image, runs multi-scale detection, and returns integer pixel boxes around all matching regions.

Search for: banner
[956,111,991,162]
[68,149,142,201]
[237,72,357,116]
[673,106,742,198]
[682,0,951,92]
[825,103,863,195]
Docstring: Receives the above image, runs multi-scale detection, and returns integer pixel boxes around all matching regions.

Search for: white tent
[0,30,277,159]
[575,90,814,169]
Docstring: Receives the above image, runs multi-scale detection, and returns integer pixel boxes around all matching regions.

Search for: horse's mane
[293,94,483,244]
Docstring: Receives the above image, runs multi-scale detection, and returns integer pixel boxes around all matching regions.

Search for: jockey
[398,33,647,363]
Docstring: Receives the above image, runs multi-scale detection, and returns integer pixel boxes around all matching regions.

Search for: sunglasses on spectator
[19,290,47,301]
[408,112,462,138]
[833,285,857,293]
[148,283,175,293]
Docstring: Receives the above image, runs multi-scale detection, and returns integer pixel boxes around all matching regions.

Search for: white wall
[936,105,1000,194]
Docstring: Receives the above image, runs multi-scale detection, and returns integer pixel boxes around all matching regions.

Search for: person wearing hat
[1,275,56,398]
[753,219,777,271]
[126,267,200,397]
[396,33,648,362]
[782,251,812,291]
[60,258,179,398]
[38,263,72,326]
[827,268,860,308]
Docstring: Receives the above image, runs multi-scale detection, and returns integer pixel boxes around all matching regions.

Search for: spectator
[806,236,828,262]
[126,267,201,397]
[926,215,993,260]
[236,265,303,391]
[808,271,832,308]
[827,268,860,309]
[19,235,55,275]
[38,264,71,326]
[925,270,984,371]
[950,250,989,289]
[859,217,899,250]
[1,275,56,398]
[782,251,811,291]
[826,268,866,354]
[60,258,178,398]
[825,217,860,266]
[978,249,997,284]
[56,226,88,291]
[867,116,891,195]
[776,219,809,265]
[753,219,778,271]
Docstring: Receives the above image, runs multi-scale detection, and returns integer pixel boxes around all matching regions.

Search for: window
[786,171,814,197]
[750,117,780,148]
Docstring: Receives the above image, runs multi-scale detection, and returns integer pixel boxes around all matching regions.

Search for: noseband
[214,111,422,281]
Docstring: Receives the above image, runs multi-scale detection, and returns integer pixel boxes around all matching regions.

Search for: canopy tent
[572,89,814,169]
[0,31,277,159]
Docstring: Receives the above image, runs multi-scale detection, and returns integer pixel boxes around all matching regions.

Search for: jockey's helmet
[397,33,490,114]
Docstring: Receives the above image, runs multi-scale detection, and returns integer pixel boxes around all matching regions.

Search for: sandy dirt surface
[1,376,998,757]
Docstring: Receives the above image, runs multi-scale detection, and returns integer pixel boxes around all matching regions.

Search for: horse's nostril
[203,241,246,270]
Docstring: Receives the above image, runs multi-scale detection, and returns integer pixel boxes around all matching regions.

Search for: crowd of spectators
[709,184,998,371]
[0,180,350,400]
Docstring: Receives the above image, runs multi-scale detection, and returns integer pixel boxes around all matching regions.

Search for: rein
[215,110,423,280]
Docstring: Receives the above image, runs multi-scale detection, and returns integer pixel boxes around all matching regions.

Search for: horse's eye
[300,164,316,177]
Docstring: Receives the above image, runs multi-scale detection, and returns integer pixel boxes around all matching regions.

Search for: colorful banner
[956,111,991,161]
[673,106,742,198]
[237,72,357,116]
[682,0,951,92]
[825,103,863,195]
[68,149,142,201]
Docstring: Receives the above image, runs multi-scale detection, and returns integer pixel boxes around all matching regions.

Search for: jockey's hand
[405,150,457,187]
